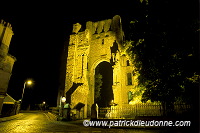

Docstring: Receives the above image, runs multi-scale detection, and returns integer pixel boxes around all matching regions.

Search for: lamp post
[42,101,46,111]
[61,96,66,117]
[61,97,66,103]
[20,80,32,105]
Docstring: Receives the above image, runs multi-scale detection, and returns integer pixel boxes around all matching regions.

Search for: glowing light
[27,80,32,85]
[61,97,66,103]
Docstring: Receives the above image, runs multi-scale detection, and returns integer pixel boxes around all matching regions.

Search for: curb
[0,113,23,122]
[47,112,59,121]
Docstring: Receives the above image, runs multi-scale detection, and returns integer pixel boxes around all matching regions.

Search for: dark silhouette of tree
[124,0,199,116]
[94,73,103,103]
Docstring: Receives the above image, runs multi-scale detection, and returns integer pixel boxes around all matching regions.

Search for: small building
[1,93,20,117]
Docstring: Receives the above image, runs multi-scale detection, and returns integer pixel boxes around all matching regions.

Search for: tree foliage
[124,0,199,108]
[94,73,103,102]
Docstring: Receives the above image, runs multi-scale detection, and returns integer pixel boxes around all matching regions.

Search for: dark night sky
[0,2,138,107]
[0,1,198,107]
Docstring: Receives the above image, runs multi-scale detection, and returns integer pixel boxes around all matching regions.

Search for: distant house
[0,19,16,116]
[1,93,20,117]
[3,93,15,104]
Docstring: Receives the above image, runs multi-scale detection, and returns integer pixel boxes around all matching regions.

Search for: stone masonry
[0,20,16,115]
[64,15,137,119]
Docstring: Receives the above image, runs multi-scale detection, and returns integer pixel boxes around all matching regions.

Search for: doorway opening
[94,61,113,107]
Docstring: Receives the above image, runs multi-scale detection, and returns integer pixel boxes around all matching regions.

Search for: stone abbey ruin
[64,15,139,118]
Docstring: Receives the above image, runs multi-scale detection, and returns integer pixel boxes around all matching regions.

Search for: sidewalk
[0,113,23,122]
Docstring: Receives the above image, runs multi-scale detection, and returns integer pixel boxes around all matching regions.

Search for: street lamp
[59,96,66,118]
[61,97,66,103]
[27,80,32,85]
[21,80,33,103]
[42,101,46,111]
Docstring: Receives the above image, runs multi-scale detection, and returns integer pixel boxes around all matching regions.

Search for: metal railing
[98,103,191,119]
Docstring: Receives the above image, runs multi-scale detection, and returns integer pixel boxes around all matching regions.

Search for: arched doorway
[94,61,113,107]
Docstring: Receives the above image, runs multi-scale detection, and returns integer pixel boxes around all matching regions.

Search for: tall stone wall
[0,20,16,115]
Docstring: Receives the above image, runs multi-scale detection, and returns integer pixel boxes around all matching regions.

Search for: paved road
[0,111,191,132]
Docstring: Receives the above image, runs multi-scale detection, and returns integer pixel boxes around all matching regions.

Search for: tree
[124,0,199,116]
[94,73,103,103]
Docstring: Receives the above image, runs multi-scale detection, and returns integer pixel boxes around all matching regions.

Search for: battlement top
[0,19,12,29]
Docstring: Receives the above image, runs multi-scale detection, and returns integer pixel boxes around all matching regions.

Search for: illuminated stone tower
[0,20,16,115]
[64,15,137,118]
